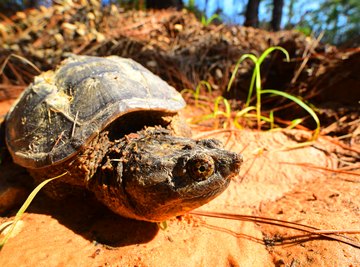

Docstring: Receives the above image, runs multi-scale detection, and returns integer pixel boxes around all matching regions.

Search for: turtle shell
[6,55,185,169]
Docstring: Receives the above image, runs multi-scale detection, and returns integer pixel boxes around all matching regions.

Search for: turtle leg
[27,131,113,200]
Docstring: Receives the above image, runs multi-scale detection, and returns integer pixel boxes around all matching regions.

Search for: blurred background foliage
[0,0,359,46]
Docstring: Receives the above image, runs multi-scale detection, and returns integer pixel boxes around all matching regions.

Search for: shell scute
[6,55,185,169]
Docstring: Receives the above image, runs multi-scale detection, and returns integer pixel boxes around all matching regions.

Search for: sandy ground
[1,100,359,266]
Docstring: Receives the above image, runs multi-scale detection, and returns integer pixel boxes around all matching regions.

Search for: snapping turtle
[5,55,242,222]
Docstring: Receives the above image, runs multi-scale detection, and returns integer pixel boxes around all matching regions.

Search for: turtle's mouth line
[176,175,231,200]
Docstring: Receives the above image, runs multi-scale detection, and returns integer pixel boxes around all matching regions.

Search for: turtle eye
[187,154,215,181]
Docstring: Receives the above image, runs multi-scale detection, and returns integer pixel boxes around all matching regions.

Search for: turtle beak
[232,153,244,174]
[229,152,243,178]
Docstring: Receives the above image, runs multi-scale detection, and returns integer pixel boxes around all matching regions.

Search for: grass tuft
[0,172,67,250]
[185,47,320,142]
[201,14,220,26]
[181,80,212,108]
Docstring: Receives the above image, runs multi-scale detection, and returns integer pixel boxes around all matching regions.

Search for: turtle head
[92,128,242,222]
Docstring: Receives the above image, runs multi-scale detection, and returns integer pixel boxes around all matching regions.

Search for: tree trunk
[271,0,284,31]
[285,0,295,29]
[244,0,261,27]
[146,0,183,10]
[24,0,38,9]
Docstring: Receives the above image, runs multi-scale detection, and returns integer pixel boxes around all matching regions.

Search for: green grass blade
[261,89,320,140]
[195,80,212,96]
[223,97,231,117]
[212,96,231,118]
[203,14,220,26]
[287,118,304,129]
[257,46,290,65]
[201,15,206,25]
[233,106,256,129]
[0,172,67,250]
[213,96,221,115]
[254,47,289,129]
[245,68,257,107]
[227,54,257,93]
[197,96,231,127]
[269,110,274,129]
[255,63,262,129]
[181,81,212,107]
[240,113,275,123]
[180,88,194,95]
[235,106,257,117]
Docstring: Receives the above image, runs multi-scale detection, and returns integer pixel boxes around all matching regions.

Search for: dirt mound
[0,2,334,96]
[1,4,359,138]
